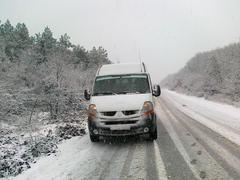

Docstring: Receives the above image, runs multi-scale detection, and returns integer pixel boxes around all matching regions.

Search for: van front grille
[103,120,138,125]
[100,111,116,116]
[122,110,139,116]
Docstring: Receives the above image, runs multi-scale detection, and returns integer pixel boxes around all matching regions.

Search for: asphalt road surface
[16,93,240,180]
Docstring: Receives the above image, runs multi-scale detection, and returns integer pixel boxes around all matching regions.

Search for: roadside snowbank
[0,123,86,179]
[13,136,94,180]
[163,90,240,146]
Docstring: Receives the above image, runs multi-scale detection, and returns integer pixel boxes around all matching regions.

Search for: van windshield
[92,74,150,96]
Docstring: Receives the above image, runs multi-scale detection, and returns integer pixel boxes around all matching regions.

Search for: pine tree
[0,36,7,63]
[234,58,240,101]
[72,45,89,68]
[88,46,110,68]
[58,33,72,49]
[1,20,16,61]
[202,56,222,95]
[0,21,7,63]
[14,23,31,50]
[34,27,57,64]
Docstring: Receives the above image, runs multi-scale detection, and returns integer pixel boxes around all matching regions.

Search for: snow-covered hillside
[161,42,240,106]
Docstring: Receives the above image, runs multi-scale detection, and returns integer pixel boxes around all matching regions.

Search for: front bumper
[88,113,156,136]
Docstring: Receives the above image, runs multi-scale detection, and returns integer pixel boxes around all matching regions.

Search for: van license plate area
[110,125,130,130]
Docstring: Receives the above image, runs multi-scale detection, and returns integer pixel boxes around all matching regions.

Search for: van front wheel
[148,128,157,141]
[90,134,99,142]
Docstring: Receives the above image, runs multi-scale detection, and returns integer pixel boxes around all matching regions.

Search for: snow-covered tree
[88,46,110,68]
[203,56,223,95]
[72,45,89,69]
[34,27,57,64]
[161,41,240,104]
[58,33,72,49]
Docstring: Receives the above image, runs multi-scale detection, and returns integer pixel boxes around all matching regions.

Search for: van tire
[148,128,157,141]
[90,134,99,142]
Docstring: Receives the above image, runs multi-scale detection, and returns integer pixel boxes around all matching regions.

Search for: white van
[84,63,161,142]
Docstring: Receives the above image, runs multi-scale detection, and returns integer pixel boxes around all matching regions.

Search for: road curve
[15,94,240,180]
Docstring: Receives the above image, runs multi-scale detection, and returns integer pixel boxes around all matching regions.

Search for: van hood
[90,93,153,112]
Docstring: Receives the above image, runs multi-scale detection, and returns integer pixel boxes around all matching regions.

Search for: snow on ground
[0,123,86,179]
[11,89,240,179]
[13,137,83,180]
[163,89,240,146]
[13,135,107,180]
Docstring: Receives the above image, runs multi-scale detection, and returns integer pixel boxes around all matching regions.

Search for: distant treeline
[161,42,240,106]
[0,20,111,122]
[0,20,111,70]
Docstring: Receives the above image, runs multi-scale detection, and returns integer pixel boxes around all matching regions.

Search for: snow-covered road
[14,90,240,180]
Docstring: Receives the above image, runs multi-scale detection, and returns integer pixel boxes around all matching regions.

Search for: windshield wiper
[117,91,141,94]
[94,92,118,96]
[126,91,141,94]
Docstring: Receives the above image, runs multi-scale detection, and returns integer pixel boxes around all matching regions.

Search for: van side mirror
[84,89,91,100]
[153,85,161,97]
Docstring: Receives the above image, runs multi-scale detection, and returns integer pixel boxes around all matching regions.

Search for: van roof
[97,63,147,76]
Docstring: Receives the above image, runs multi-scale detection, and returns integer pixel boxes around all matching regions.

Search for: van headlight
[88,104,97,118]
[141,101,154,116]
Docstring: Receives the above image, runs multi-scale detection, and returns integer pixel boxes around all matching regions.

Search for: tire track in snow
[98,142,137,180]
[153,141,168,180]
[155,101,196,180]
[165,90,240,131]
[164,94,240,159]
[127,143,146,179]
[145,141,158,180]
[160,98,234,180]
[162,96,240,179]
[156,100,201,180]
[98,144,126,180]
[181,102,240,136]
[86,144,119,180]
[165,94,240,146]
[119,143,137,179]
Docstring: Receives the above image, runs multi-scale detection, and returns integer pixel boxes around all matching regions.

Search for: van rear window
[93,74,150,96]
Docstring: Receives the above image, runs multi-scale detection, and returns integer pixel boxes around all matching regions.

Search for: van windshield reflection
[92,74,150,96]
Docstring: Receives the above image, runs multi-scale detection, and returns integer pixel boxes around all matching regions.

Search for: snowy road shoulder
[162,89,240,146]
[13,135,166,180]
[14,136,90,180]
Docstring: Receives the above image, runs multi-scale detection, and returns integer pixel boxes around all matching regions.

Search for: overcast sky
[1,0,240,82]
